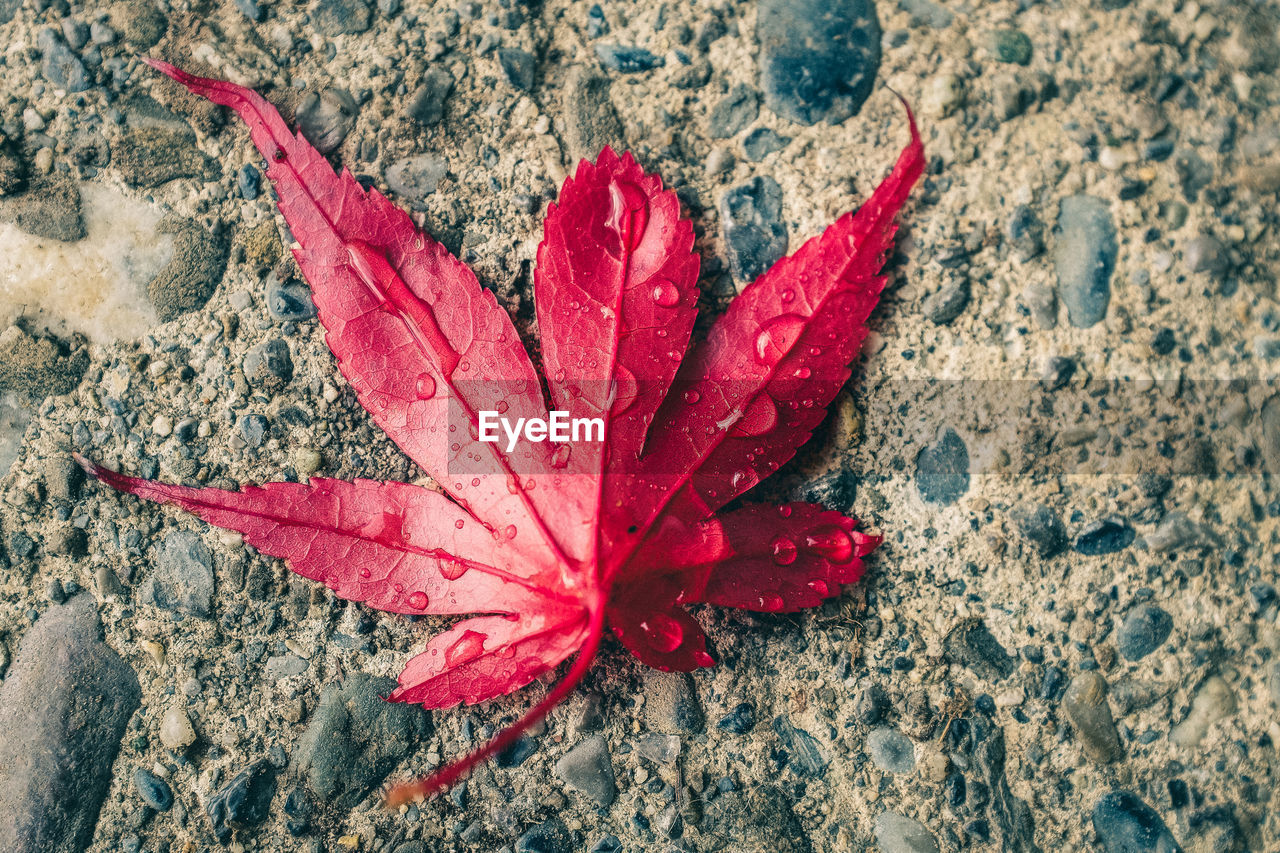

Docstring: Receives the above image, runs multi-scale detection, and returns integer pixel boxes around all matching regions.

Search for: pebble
[742,127,790,161]
[633,731,680,766]
[720,176,788,284]
[716,701,756,734]
[1054,195,1116,328]
[594,44,664,73]
[133,767,173,811]
[924,73,966,118]
[265,271,317,322]
[0,595,141,852]
[1005,205,1044,261]
[61,17,90,50]
[243,338,294,392]
[562,67,625,161]
[554,734,617,806]
[943,618,1014,681]
[296,88,357,155]
[915,427,969,505]
[115,128,214,188]
[702,784,812,852]
[1010,503,1067,557]
[385,154,448,201]
[36,28,90,92]
[989,29,1032,65]
[642,671,704,734]
[238,164,261,200]
[1116,603,1173,661]
[756,0,880,125]
[1091,791,1183,853]
[772,715,829,778]
[239,414,268,448]
[856,684,890,724]
[709,85,760,139]
[868,727,915,774]
[873,811,939,853]
[293,672,429,809]
[1169,675,1236,748]
[206,761,277,843]
[89,20,117,45]
[1063,672,1124,763]
[405,68,455,126]
[1072,517,1134,555]
[148,530,215,619]
[498,48,536,90]
[515,817,572,853]
[921,276,970,324]
[312,0,372,36]
[1182,233,1228,277]
[159,706,196,750]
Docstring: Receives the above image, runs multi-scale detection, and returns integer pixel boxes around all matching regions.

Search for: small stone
[1010,504,1067,557]
[90,20,118,44]
[868,727,915,774]
[856,684,890,724]
[943,618,1015,681]
[114,127,214,188]
[44,455,85,502]
[642,671,704,734]
[1091,791,1183,853]
[742,127,790,161]
[873,811,939,853]
[989,29,1032,65]
[772,716,829,778]
[265,271,317,322]
[1170,675,1236,748]
[924,73,965,118]
[1182,234,1228,277]
[159,706,196,750]
[1063,672,1123,763]
[921,276,970,324]
[297,88,357,155]
[1040,356,1075,391]
[1072,517,1134,555]
[915,427,969,505]
[716,701,756,734]
[385,155,448,201]
[149,530,215,619]
[497,48,536,90]
[1005,205,1044,261]
[148,219,231,322]
[1116,604,1173,661]
[243,338,294,392]
[702,784,812,852]
[1054,195,1116,328]
[293,447,322,477]
[37,28,90,92]
[709,85,760,139]
[563,67,625,161]
[116,2,168,48]
[756,0,880,125]
[206,761,277,842]
[1,175,85,242]
[133,767,173,811]
[1023,281,1057,329]
[554,734,616,806]
[405,68,455,126]
[61,18,90,49]
[634,731,680,766]
[594,44,664,73]
[705,146,735,176]
[312,0,372,36]
[720,176,787,284]
[238,164,261,200]
[515,817,572,853]
[239,414,268,448]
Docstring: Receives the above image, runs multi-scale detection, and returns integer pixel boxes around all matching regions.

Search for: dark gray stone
[990,29,1032,65]
[1054,195,1116,328]
[36,28,90,92]
[717,701,756,734]
[1116,604,1173,661]
[498,48,536,90]
[944,618,1015,681]
[133,768,173,811]
[756,0,880,125]
[515,817,572,853]
[265,271,317,322]
[206,761,276,842]
[148,218,230,322]
[915,427,969,505]
[709,85,760,138]
[149,530,215,618]
[563,67,625,161]
[405,68,454,126]
[1063,672,1123,763]
[1183,234,1228,277]
[385,155,448,201]
[292,672,429,811]
[868,727,915,773]
[772,716,829,778]
[1010,503,1067,557]
[1092,791,1183,853]
[296,88,357,155]
[312,0,371,35]
[702,784,813,853]
[856,684,890,724]
[742,127,790,161]
[243,338,294,392]
[946,711,1041,852]
[554,734,616,806]
[0,595,141,853]
[720,176,788,284]
[1072,517,1134,555]
[873,812,939,853]
[922,276,970,324]
[595,44,664,73]
[1006,205,1044,261]
[642,671,704,734]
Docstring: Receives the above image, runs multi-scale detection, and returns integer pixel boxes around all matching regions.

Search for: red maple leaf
[78,60,923,803]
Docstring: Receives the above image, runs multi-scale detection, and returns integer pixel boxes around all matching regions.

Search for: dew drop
[496,400,509,415]
[440,558,469,580]
[808,580,831,597]
[363,510,407,547]
[503,524,518,540]
[359,568,371,579]
[729,394,778,437]
[803,525,855,564]
[793,366,812,379]
[642,613,684,653]
[753,314,807,364]
[454,518,465,529]
[758,592,785,612]
[414,372,436,399]
[683,390,701,404]
[693,651,715,667]
[607,180,650,254]
[407,590,429,610]
[771,535,798,566]
[393,583,404,593]
[730,469,758,491]
[444,630,487,666]
[610,364,639,414]
[778,505,793,518]
[781,288,795,303]
[550,444,572,468]
[651,279,680,307]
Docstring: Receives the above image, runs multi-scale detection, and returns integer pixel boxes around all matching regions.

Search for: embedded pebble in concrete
[554,734,617,806]
[720,176,788,283]
[1091,791,1182,853]
[873,811,939,853]
[1115,603,1173,661]
[1054,195,1117,328]
[868,727,915,774]
[1063,672,1124,763]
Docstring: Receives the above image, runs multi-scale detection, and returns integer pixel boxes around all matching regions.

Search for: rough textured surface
[0,595,140,853]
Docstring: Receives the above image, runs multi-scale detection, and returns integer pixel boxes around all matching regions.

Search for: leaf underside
[81,59,924,799]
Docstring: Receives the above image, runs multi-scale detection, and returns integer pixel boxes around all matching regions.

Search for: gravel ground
[2,0,1280,851]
